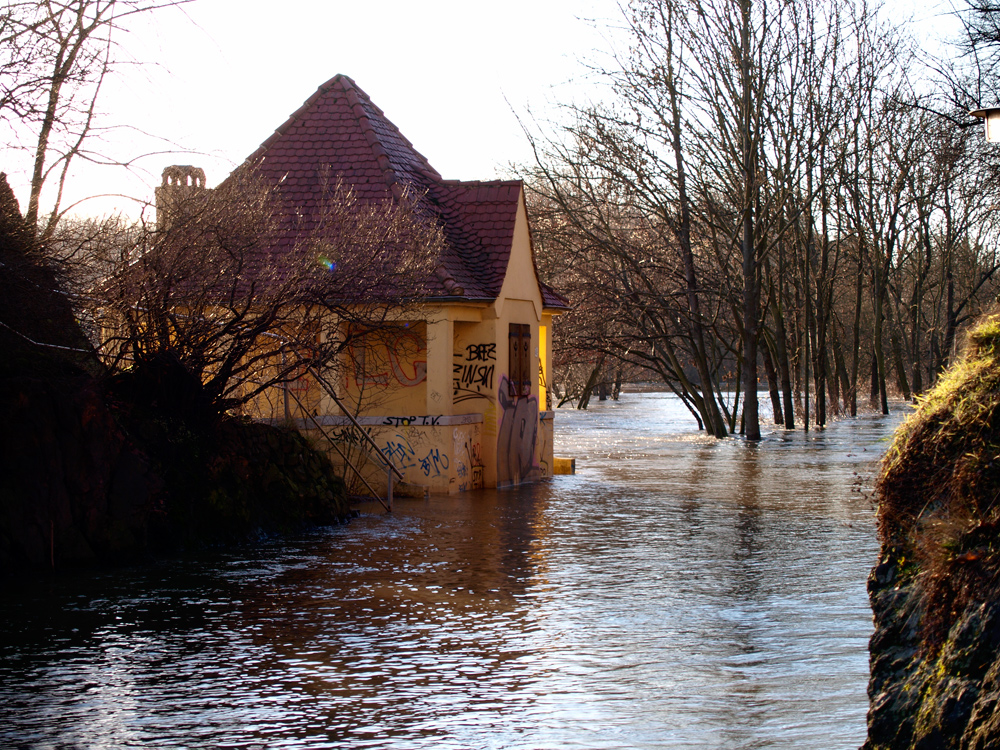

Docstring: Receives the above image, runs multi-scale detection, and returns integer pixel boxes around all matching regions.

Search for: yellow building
[160,75,567,494]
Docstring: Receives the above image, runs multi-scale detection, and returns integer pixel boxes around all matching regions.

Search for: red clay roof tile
[223,74,567,308]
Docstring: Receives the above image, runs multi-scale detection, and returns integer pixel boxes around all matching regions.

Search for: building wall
[254,191,559,494]
[491,195,548,487]
[300,415,483,494]
[452,317,498,486]
[341,321,428,415]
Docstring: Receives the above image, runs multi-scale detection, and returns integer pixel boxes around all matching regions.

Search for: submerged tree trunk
[740,0,760,441]
[578,356,605,410]
[771,296,795,428]
[831,322,850,416]
[850,251,863,416]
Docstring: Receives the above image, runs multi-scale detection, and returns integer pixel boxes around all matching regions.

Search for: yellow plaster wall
[491,193,547,487]
[453,320,498,407]
[451,421,486,492]
[538,412,553,479]
[303,418,483,495]
[340,322,428,415]
[425,315,454,416]
[235,321,323,422]
[380,423,454,493]
[539,322,548,410]
[495,196,544,323]
[452,318,498,486]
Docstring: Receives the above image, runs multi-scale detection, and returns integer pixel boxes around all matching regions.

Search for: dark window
[508,323,532,398]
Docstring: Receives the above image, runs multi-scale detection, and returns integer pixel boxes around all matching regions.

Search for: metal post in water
[387,464,393,512]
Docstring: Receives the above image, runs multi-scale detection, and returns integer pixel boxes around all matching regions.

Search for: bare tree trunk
[665,1,728,438]
[850,251,863,416]
[803,238,811,432]
[944,256,957,368]
[771,295,795,428]
[578,355,605,410]
[740,0,761,441]
[831,322,851,416]
[888,307,911,401]
[873,271,890,415]
[870,348,880,411]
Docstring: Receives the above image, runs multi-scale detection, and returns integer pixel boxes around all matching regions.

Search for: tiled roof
[231,74,568,308]
[430,179,521,299]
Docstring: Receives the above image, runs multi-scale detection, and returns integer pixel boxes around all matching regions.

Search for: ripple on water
[0,393,902,749]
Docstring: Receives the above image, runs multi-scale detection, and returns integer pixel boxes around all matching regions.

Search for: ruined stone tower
[154,165,207,230]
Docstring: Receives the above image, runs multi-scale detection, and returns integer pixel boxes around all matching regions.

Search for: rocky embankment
[865,317,1000,749]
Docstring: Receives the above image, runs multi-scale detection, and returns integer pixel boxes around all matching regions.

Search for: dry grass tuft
[876,314,1000,652]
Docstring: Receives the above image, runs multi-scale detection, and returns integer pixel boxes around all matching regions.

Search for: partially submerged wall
[301,414,484,495]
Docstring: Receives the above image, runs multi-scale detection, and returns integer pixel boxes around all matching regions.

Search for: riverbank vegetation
[864,315,1000,748]
[0,0,357,570]
[527,0,1000,440]
[0,172,351,570]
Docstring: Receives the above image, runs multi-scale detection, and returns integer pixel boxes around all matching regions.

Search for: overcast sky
[1,0,963,220]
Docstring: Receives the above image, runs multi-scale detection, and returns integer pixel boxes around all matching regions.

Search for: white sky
[1,0,964,221]
[5,0,625,220]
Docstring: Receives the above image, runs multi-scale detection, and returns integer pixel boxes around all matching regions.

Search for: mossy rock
[866,314,1000,749]
[879,315,1000,567]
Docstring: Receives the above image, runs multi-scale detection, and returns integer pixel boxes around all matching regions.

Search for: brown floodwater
[0,392,904,749]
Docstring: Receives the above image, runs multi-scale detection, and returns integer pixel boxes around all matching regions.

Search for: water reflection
[0,394,902,749]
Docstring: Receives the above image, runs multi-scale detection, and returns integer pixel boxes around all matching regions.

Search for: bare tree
[80,169,443,416]
[522,0,1000,440]
[0,0,191,241]
[525,0,877,436]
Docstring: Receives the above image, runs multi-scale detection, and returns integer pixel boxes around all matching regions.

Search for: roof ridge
[245,74,345,166]
[439,178,521,187]
[244,74,443,186]
[340,77,443,188]
[343,82,402,198]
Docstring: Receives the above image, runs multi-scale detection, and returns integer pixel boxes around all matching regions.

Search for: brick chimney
[155,165,207,231]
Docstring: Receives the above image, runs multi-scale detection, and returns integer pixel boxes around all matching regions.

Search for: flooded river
[0,393,903,749]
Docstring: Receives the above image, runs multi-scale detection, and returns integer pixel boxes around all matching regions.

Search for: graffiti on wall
[327,427,364,446]
[497,374,539,486]
[285,373,312,393]
[384,433,450,478]
[349,328,427,388]
[463,438,485,491]
[381,415,442,427]
[453,342,496,403]
[449,424,484,493]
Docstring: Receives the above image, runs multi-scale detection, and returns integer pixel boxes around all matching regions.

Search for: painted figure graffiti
[497,374,539,486]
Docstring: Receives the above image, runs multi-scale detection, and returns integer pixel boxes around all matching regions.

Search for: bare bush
[72,168,443,415]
